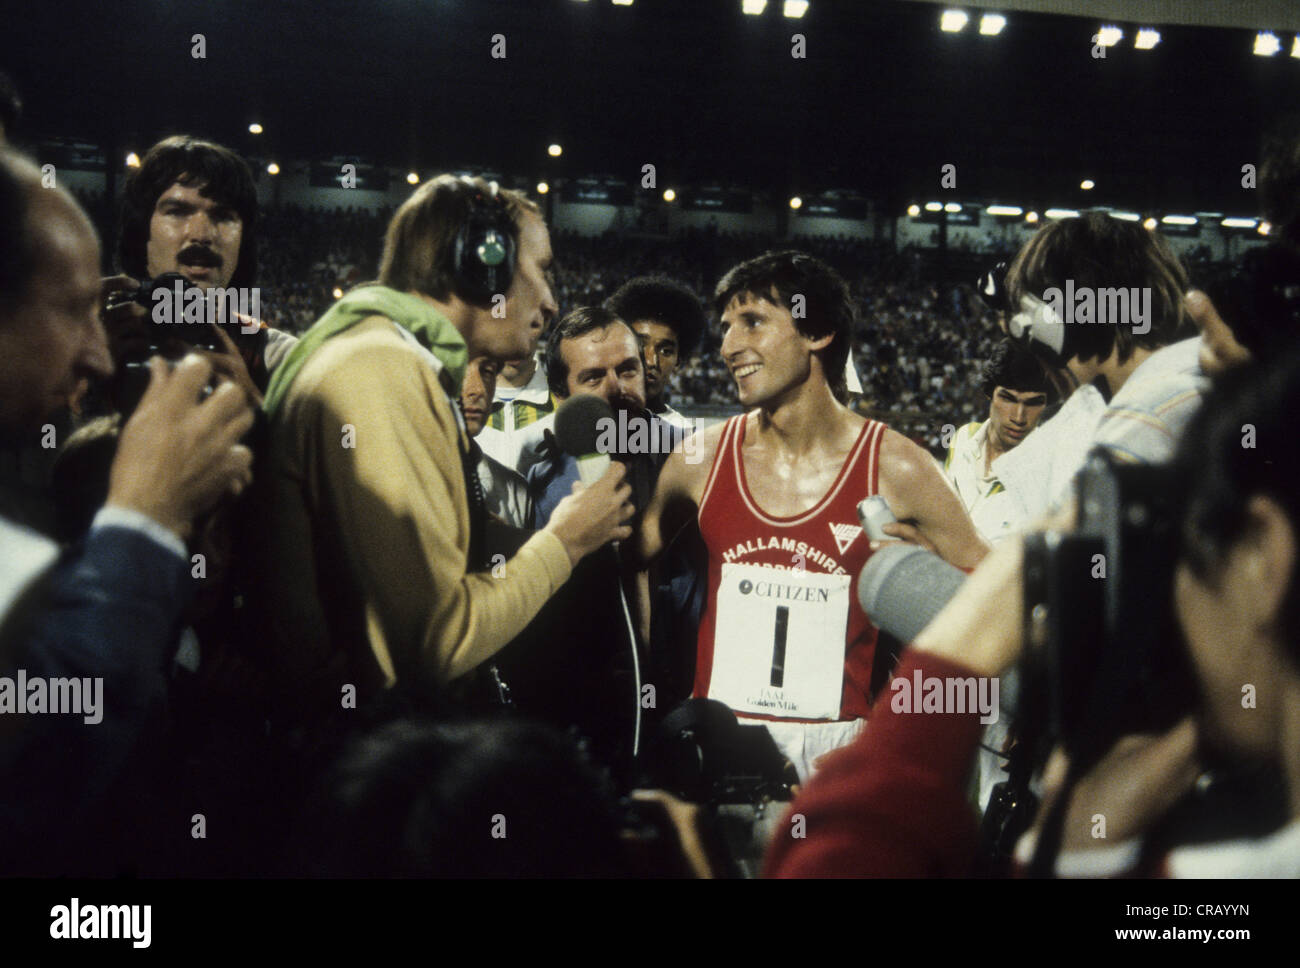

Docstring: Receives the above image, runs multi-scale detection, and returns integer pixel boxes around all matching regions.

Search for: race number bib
[708,562,850,720]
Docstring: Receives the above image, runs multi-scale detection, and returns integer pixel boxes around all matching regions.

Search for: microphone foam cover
[857,543,968,645]
[554,394,615,457]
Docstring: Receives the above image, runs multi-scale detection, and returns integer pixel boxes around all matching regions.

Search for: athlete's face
[719,289,825,408]
[987,385,1047,452]
[560,323,646,414]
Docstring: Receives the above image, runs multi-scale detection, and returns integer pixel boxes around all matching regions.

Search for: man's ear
[803,330,835,354]
[1238,495,1297,635]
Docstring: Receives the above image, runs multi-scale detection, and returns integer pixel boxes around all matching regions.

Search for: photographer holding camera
[0,148,254,873]
[766,342,1300,878]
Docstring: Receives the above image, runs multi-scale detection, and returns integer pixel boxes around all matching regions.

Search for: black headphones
[978,260,1073,368]
[452,178,518,304]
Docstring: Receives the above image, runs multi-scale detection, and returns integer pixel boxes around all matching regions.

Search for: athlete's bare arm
[876,428,990,570]
[628,421,725,641]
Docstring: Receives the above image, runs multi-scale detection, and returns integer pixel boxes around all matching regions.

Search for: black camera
[979,449,1198,872]
[107,273,223,417]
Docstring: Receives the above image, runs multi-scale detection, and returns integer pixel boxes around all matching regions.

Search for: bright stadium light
[266,162,280,176]
[1045,208,1080,220]
[1097,25,1123,47]
[789,196,803,210]
[548,143,563,157]
[1135,28,1160,50]
[1292,36,1300,58]
[940,10,968,33]
[1025,211,1039,223]
[1221,217,1257,229]
[944,202,961,213]
[924,201,942,212]
[663,188,677,202]
[537,182,549,195]
[332,287,344,300]
[612,0,634,6]
[406,172,419,185]
[783,1,809,18]
[979,14,1006,36]
[1161,215,1198,226]
[248,123,264,135]
[1108,211,1140,222]
[986,205,1022,217]
[907,204,921,216]
[1080,179,1095,190]
[125,152,141,168]
[1143,217,1158,230]
[1255,32,1281,57]
[742,0,767,14]
[1259,221,1272,236]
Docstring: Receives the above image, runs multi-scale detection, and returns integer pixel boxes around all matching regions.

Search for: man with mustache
[109,135,296,394]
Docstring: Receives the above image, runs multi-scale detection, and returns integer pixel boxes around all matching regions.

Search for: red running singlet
[694,413,886,722]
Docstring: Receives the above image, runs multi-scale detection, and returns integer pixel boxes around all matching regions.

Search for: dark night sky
[6,0,1300,212]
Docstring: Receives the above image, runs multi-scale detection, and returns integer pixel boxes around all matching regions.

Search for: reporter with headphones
[982,213,1207,530]
[253,175,635,737]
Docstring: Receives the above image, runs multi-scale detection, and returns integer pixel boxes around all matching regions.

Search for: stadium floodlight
[1025,211,1039,223]
[1255,32,1281,56]
[742,0,767,14]
[979,14,1006,36]
[1135,28,1160,50]
[1259,221,1272,236]
[537,182,549,195]
[1080,179,1095,190]
[1108,211,1140,221]
[406,172,419,185]
[612,0,634,6]
[907,204,921,216]
[1221,217,1257,229]
[1161,215,1197,226]
[940,10,968,33]
[1045,208,1080,220]
[944,202,961,213]
[789,196,803,210]
[663,188,676,202]
[1143,217,1158,230]
[248,123,264,135]
[548,143,563,157]
[924,201,943,212]
[125,152,141,168]
[267,162,280,176]
[783,1,809,18]
[1292,36,1300,58]
[1097,26,1123,47]
[332,287,344,300]
[986,205,1022,217]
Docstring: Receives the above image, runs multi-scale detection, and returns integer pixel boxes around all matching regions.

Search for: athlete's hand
[545,462,635,566]
[875,520,939,554]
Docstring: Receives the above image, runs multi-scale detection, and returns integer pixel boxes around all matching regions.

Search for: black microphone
[554,394,614,485]
[857,543,967,645]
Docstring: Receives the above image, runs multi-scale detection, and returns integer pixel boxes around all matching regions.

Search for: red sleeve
[764,651,985,878]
